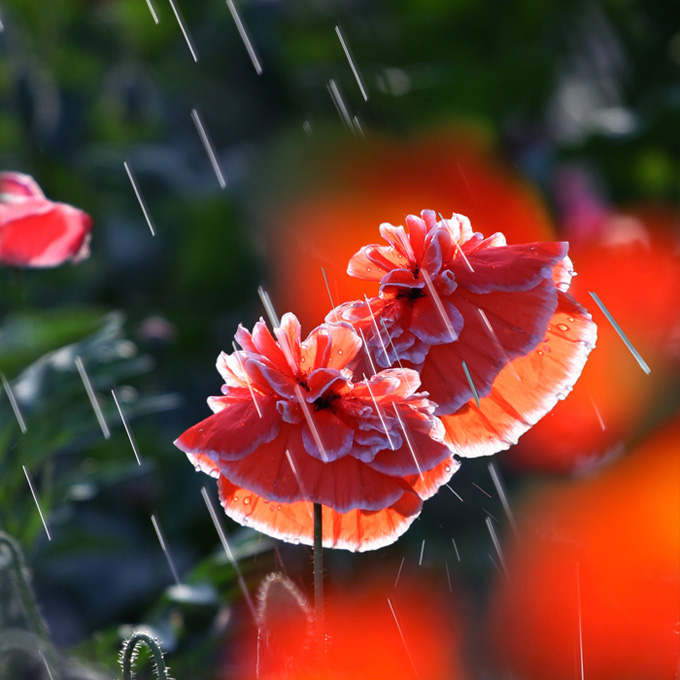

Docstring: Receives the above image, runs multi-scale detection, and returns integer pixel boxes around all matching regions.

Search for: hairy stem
[0,533,61,675]
[120,632,171,680]
[313,502,326,676]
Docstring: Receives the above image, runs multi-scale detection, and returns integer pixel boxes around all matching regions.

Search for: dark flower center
[313,392,340,411]
[398,287,426,301]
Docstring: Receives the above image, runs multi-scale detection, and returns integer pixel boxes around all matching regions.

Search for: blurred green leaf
[0,308,107,380]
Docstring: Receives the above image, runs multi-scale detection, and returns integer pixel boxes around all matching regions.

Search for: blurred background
[0,0,679,678]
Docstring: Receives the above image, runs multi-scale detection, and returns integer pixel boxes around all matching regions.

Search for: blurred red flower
[487,416,680,679]
[252,573,315,679]
[175,313,458,551]
[510,204,680,472]
[332,210,596,458]
[0,172,92,267]
[230,570,468,680]
[262,129,554,332]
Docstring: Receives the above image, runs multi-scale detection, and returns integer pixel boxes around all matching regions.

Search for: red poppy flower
[487,416,680,680]
[262,128,554,332]
[174,313,458,551]
[330,210,596,458]
[509,205,680,472]
[0,172,92,268]
[227,570,467,680]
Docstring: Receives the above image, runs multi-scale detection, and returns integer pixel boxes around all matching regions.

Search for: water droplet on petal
[445,465,451,473]
[537,350,544,356]
[568,317,575,322]
[233,496,239,503]
[338,349,343,355]
[366,267,371,272]
[557,323,569,331]
[243,496,251,505]
[277,505,282,510]
[543,344,551,353]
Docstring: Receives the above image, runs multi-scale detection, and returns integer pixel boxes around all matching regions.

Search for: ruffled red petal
[250,319,292,374]
[453,242,568,293]
[367,427,452,476]
[216,351,272,393]
[0,199,52,222]
[410,295,464,345]
[440,213,475,246]
[234,323,260,354]
[420,279,558,414]
[0,172,45,199]
[552,254,575,292]
[245,356,297,399]
[378,223,417,262]
[351,368,422,400]
[440,291,596,457]
[347,243,408,281]
[0,202,92,268]
[301,408,354,461]
[421,226,451,275]
[305,368,347,402]
[216,424,407,513]
[275,313,303,367]
[217,474,424,552]
[301,322,362,370]
[405,453,461,500]
[405,213,428,261]
[174,395,281,461]
[381,268,423,291]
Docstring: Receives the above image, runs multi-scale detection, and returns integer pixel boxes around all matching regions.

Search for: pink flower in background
[0,172,92,268]
[175,313,458,551]
[332,210,596,458]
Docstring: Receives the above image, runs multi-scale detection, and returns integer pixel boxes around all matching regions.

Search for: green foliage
[0,532,62,678]
[0,312,172,546]
[0,307,105,380]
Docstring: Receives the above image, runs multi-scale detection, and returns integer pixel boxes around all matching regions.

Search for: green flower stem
[0,532,61,674]
[120,632,171,680]
[313,502,327,677]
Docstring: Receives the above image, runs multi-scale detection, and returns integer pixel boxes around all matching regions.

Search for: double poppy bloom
[176,210,596,550]
[175,313,457,551]
[0,172,92,268]
[332,210,596,458]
